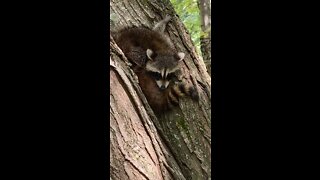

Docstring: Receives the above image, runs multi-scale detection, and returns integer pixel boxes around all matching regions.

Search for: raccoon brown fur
[113,16,198,113]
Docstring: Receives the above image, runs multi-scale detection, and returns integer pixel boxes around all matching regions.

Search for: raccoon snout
[156,80,169,90]
[160,85,166,90]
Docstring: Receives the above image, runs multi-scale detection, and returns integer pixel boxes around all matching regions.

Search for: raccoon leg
[170,82,199,102]
[178,83,199,101]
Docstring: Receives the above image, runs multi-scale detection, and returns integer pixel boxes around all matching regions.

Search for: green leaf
[170,0,202,56]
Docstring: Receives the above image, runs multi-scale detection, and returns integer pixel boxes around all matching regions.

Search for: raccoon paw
[189,86,199,101]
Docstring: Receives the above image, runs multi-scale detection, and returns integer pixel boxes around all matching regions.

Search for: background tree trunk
[110,0,211,179]
[198,0,212,76]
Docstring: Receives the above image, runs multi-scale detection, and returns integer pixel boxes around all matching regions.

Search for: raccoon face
[145,49,185,90]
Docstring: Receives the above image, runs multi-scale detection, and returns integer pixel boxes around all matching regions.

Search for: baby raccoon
[113,15,198,113]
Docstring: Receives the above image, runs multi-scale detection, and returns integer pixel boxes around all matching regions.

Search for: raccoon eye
[166,73,176,80]
[149,72,161,80]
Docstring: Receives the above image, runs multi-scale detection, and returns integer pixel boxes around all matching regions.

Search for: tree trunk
[198,0,212,76]
[110,0,211,179]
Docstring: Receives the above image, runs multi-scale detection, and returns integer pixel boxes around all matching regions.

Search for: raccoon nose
[160,85,166,90]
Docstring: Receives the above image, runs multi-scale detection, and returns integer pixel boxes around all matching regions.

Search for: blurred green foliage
[171,0,201,55]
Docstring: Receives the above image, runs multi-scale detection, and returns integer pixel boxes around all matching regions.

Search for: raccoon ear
[146,49,154,60]
[176,52,185,62]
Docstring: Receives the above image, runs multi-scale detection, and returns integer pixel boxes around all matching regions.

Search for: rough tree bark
[198,0,211,76]
[110,0,211,179]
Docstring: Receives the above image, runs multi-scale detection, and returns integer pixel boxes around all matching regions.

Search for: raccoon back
[113,27,174,66]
